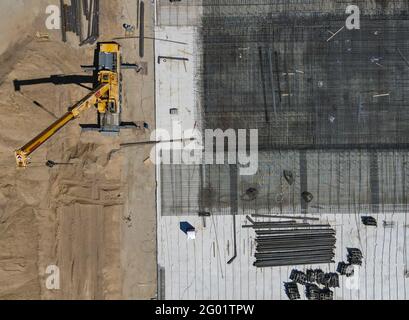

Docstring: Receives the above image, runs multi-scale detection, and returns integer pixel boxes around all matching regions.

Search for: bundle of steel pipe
[80,0,99,45]
[248,218,336,268]
[61,0,99,45]
[243,221,332,229]
[255,228,335,236]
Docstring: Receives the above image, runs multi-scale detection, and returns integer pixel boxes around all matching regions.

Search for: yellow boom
[15,83,110,167]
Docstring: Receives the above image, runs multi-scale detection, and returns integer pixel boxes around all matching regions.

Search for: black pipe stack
[61,0,99,45]
[245,216,336,268]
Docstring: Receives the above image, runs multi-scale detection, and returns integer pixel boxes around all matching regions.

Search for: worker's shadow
[13,75,94,92]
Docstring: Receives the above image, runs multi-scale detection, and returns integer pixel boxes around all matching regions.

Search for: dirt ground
[0,0,156,300]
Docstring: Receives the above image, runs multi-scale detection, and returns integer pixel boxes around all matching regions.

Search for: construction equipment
[361,216,378,226]
[35,32,50,42]
[15,42,138,168]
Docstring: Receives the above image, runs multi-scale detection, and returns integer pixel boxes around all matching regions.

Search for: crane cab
[94,42,122,133]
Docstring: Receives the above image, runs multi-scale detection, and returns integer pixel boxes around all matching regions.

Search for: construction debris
[290,270,307,285]
[283,170,295,185]
[284,282,301,300]
[318,272,339,288]
[35,32,50,41]
[319,288,334,300]
[347,248,363,266]
[306,284,335,300]
[306,269,318,283]
[383,220,395,228]
[337,262,355,277]
[373,93,390,98]
[361,216,377,227]
[302,191,314,203]
[45,160,74,168]
[241,187,259,201]
[287,268,337,300]
[305,283,321,300]
[251,214,320,221]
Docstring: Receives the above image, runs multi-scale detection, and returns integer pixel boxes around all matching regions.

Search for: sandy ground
[0,0,156,300]
[118,1,157,299]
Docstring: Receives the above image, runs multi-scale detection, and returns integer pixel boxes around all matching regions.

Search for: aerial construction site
[1,0,409,302]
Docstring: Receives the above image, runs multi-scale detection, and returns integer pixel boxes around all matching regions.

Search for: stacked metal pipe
[245,216,336,268]
[61,0,99,45]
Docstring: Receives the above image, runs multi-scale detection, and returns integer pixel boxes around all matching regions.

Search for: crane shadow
[13,74,94,91]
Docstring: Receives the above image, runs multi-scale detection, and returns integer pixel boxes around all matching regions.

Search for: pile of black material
[347,248,363,265]
[305,283,321,300]
[290,270,307,285]
[292,269,339,288]
[246,217,336,268]
[288,269,336,300]
[312,269,325,284]
[302,191,314,203]
[306,269,318,283]
[320,288,334,300]
[305,284,334,300]
[305,269,339,288]
[361,216,377,226]
[284,282,301,300]
[337,262,355,277]
[61,0,99,45]
[318,272,339,288]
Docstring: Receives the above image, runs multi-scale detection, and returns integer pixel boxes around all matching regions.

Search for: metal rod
[254,259,335,268]
[252,214,320,221]
[139,1,144,58]
[136,0,140,30]
[256,244,336,252]
[243,223,331,229]
[255,229,335,236]
[60,0,67,42]
[246,215,255,224]
[227,165,238,264]
[256,239,336,246]
[157,56,189,64]
[256,234,336,240]
[268,47,277,118]
[255,251,335,259]
[255,255,334,262]
[255,256,334,264]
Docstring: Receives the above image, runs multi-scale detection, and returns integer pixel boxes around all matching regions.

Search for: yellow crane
[14,42,129,168]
